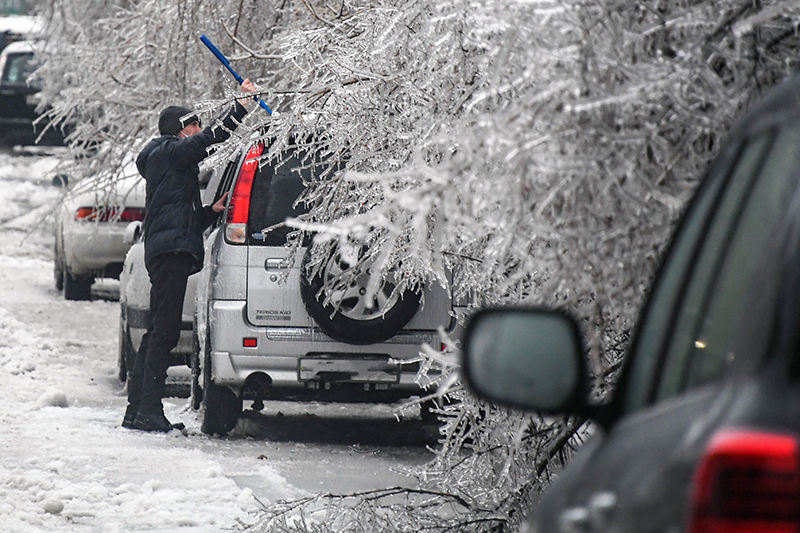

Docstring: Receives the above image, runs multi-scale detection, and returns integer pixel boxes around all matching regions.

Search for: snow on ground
[0,149,433,532]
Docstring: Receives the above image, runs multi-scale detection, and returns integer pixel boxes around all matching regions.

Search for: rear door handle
[265,258,287,270]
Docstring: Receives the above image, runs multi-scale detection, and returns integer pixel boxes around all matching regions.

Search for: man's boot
[121,404,139,429]
[131,410,185,432]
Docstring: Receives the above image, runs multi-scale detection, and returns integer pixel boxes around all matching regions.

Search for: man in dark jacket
[123,79,256,432]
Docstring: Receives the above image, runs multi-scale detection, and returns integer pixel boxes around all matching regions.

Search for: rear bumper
[62,222,132,277]
[208,300,440,395]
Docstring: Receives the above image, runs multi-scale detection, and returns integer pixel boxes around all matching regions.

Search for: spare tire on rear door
[300,244,421,345]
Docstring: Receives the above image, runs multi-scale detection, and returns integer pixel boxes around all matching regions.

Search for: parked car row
[117,140,458,436]
[50,67,800,532]
[462,73,800,531]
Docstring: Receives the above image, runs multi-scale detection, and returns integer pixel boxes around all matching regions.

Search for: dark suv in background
[0,40,65,146]
[463,73,800,532]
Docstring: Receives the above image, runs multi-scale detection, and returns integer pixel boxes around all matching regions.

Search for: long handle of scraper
[200,34,273,115]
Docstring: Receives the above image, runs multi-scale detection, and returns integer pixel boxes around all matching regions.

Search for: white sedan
[54,162,146,300]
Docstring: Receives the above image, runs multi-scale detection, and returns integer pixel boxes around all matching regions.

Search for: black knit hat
[158,105,200,136]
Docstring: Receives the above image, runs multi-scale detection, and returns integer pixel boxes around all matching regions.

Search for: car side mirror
[462,308,588,414]
[123,221,142,245]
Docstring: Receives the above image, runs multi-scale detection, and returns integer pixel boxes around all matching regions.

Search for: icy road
[0,149,436,532]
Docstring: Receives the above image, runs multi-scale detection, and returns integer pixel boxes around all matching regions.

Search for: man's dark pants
[126,252,194,419]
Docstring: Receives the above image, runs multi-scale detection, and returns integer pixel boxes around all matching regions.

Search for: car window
[678,126,800,391]
[217,157,240,201]
[654,131,778,401]
[621,131,775,413]
[2,52,34,83]
[204,157,240,229]
[247,148,311,246]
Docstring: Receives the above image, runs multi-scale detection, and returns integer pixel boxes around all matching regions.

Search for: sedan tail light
[688,429,800,533]
[225,142,264,244]
[75,206,145,222]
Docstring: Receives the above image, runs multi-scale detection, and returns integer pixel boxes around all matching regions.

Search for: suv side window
[621,139,746,412]
[217,157,240,200]
[622,131,776,413]
[206,157,241,228]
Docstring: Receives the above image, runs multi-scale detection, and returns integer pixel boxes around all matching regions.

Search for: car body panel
[207,298,439,389]
[119,238,198,356]
[246,245,453,330]
[246,247,315,327]
[535,385,728,532]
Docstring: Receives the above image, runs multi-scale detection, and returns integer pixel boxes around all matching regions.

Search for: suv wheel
[63,272,93,300]
[300,246,421,345]
[200,338,242,436]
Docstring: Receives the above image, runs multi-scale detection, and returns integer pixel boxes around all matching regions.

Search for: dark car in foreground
[462,73,800,532]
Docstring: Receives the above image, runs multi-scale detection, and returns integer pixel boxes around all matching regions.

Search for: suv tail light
[75,206,145,222]
[225,142,264,244]
[688,429,800,533]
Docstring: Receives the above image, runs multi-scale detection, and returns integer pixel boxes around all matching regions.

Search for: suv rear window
[247,150,311,246]
[246,140,342,246]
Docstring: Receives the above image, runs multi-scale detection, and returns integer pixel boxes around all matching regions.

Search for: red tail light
[225,142,264,244]
[75,206,145,222]
[688,429,800,533]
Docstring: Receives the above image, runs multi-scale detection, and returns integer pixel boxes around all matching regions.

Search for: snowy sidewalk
[0,257,273,532]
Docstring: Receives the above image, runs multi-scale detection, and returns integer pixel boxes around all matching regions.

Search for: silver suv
[193,140,457,435]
